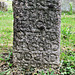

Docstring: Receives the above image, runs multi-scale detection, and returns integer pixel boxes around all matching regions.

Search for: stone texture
[13,0,61,70]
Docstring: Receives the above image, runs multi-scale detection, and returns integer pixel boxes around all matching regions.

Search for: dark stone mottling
[13,0,61,70]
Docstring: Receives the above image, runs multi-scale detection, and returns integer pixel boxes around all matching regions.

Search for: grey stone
[13,0,61,71]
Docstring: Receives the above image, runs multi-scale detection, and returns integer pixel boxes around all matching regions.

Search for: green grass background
[0,1,13,53]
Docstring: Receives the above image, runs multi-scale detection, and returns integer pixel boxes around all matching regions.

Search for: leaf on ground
[72,49,75,51]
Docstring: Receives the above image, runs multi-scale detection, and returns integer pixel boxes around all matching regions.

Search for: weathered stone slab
[13,0,61,70]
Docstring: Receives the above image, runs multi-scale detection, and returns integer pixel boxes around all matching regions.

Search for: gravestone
[13,0,61,71]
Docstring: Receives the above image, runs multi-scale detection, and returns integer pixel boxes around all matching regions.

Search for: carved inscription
[13,0,61,69]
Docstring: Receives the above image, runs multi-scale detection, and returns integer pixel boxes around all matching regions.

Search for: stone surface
[13,0,61,70]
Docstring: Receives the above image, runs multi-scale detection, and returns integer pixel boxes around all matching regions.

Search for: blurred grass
[0,1,75,53]
[0,1,13,53]
[61,13,75,51]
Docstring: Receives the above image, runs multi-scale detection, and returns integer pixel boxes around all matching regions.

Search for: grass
[0,1,13,53]
[61,13,75,51]
[0,1,75,75]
